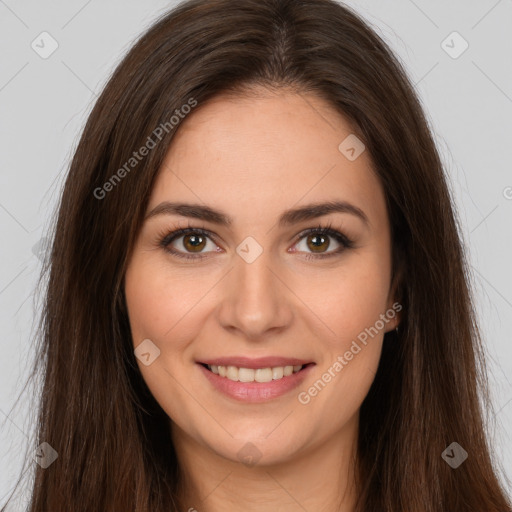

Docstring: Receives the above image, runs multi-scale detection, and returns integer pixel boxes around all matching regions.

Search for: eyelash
[157,221,355,261]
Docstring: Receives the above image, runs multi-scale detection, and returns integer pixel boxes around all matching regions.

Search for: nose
[216,249,294,341]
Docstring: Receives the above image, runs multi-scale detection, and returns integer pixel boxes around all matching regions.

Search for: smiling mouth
[201,363,313,383]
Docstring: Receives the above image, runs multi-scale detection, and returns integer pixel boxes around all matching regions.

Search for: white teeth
[272,366,283,379]
[255,368,272,382]
[206,363,304,382]
[226,366,238,381]
[238,367,255,382]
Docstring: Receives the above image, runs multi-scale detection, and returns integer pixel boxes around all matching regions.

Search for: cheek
[124,258,208,423]
[124,256,208,345]
[304,256,391,343]
[294,257,389,411]
[300,342,382,435]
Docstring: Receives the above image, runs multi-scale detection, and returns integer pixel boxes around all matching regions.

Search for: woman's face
[124,88,399,466]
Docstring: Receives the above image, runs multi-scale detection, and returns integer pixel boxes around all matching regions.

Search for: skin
[124,87,401,512]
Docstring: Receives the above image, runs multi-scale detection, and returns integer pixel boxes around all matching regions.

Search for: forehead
[149,89,388,232]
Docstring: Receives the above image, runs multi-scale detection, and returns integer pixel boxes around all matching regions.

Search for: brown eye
[182,233,207,252]
[306,233,330,253]
[292,227,354,260]
[160,226,353,261]
[160,228,219,260]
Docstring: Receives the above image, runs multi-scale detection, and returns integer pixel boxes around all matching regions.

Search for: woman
[3,0,511,510]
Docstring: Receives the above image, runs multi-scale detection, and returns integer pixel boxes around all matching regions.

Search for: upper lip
[198,356,314,369]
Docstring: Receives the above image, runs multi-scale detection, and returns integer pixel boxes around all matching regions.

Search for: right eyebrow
[145,202,232,225]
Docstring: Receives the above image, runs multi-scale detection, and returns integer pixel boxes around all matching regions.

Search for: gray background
[1,0,511,506]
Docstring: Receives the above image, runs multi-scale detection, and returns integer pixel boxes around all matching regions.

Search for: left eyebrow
[277,200,369,228]
[145,200,370,227]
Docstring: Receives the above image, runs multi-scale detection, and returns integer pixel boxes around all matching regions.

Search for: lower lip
[198,363,315,403]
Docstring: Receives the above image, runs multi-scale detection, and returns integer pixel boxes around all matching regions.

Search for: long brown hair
[3,0,510,510]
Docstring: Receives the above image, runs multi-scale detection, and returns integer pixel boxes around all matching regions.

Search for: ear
[384,253,404,333]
